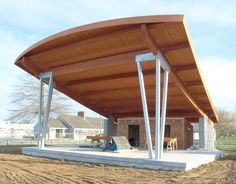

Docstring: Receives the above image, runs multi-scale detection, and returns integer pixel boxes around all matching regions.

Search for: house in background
[34,119,67,139]
[48,119,68,139]
[34,111,104,140]
[59,112,103,140]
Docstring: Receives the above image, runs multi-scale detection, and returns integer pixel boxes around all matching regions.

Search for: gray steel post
[41,72,54,149]
[155,57,161,160]
[136,61,154,159]
[135,52,170,160]
[160,70,169,159]
[37,78,43,149]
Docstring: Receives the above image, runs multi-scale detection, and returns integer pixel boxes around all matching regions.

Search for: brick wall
[117,118,193,149]
[184,122,193,148]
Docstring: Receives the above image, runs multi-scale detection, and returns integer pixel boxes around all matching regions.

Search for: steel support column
[136,61,154,159]
[38,72,54,149]
[159,70,169,159]
[37,78,43,149]
[136,52,170,160]
[155,57,161,160]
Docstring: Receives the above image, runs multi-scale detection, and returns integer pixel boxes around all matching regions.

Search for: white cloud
[0,28,100,120]
[184,0,236,27]
[0,30,28,119]
[192,32,226,52]
[1,0,236,31]
[0,30,31,71]
[199,56,236,110]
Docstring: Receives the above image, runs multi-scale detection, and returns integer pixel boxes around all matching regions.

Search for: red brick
[117,118,193,149]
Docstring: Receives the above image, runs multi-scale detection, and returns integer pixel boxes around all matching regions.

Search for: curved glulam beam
[51,49,149,77]
[21,57,108,117]
[64,68,157,86]
[27,25,142,60]
[50,40,189,78]
[113,110,201,118]
[76,80,201,96]
[141,24,207,120]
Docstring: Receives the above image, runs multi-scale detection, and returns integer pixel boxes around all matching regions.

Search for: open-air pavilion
[15,15,222,171]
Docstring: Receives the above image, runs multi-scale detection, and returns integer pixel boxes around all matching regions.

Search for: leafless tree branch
[215,108,236,138]
[7,74,72,123]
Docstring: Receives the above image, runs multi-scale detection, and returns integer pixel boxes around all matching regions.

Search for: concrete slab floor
[22,146,223,171]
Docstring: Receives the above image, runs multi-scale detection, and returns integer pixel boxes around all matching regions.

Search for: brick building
[116,118,193,149]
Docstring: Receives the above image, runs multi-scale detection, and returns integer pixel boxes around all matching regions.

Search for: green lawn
[1,137,236,153]
[0,145,35,154]
[216,136,236,145]
[216,145,236,151]
[216,136,236,151]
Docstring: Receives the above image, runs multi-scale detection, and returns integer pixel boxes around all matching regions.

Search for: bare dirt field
[0,146,235,184]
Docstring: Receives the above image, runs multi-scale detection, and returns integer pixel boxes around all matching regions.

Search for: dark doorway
[165,125,171,137]
[128,125,139,146]
[163,125,171,148]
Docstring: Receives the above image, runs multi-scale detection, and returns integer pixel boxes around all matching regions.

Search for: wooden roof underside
[15,15,218,123]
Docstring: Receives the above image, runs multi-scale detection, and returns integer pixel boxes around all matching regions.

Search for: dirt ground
[0,147,235,184]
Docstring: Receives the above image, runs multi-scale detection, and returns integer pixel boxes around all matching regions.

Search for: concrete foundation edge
[22,147,223,172]
[22,147,187,171]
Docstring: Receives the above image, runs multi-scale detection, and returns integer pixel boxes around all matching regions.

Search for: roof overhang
[15,15,219,123]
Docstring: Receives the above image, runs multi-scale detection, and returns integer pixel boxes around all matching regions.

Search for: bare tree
[7,74,72,123]
[215,109,236,139]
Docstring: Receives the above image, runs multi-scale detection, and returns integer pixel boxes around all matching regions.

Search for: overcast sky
[0,0,236,121]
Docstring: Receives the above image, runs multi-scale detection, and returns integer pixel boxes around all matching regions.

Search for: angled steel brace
[136,51,169,160]
[37,72,54,149]
[136,60,154,159]
[159,70,169,159]
[155,57,161,160]
[136,52,170,72]
[37,77,43,149]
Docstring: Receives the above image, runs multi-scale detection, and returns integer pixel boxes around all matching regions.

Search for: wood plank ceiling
[15,15,218,122]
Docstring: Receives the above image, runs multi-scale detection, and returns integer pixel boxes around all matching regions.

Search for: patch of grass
[216,145,236,151]
[0,145,35,154]
[216,136,236,145]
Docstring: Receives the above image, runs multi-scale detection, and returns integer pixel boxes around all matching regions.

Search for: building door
[128,125,139,146]
[165,125,171,137]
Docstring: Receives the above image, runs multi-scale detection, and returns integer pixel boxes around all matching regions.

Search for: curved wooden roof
[15,15,218,122]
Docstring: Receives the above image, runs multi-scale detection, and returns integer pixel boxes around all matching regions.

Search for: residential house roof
[34,114,104,130]
[86,117,103,129]
[60,115,103,129]
[48,119,67,128]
